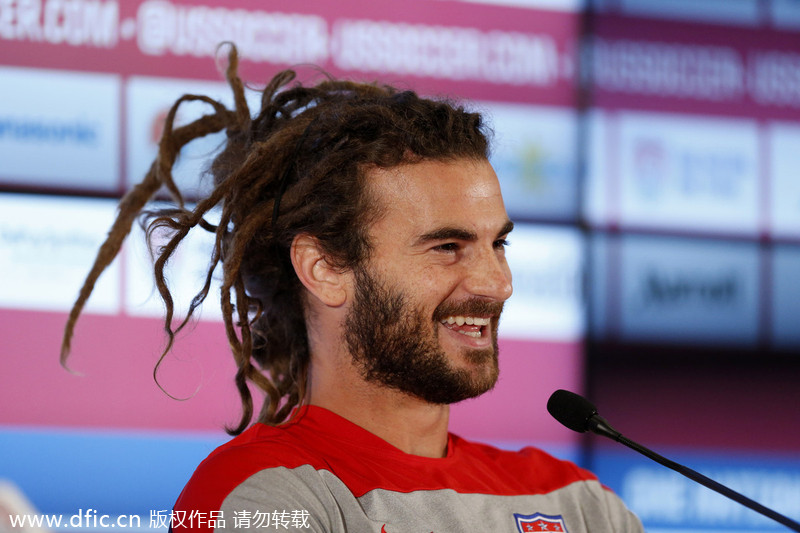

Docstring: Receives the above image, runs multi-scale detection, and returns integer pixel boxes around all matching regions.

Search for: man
[62,46,643,532]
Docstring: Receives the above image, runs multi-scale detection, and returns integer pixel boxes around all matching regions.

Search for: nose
[463,247,513,302]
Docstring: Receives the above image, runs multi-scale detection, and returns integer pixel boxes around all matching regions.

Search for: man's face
[343,158,513,404]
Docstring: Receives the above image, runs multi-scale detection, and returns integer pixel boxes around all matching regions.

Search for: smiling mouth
[440,316,491,338]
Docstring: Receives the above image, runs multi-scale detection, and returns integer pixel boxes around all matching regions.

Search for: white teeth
[439,317,490,338]
[441,316,491,327]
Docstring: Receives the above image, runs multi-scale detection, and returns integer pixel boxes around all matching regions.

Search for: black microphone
[547,389,800,532]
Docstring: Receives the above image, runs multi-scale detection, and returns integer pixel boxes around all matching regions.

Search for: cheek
[418,265,462,305]
[419,263,448,287]
[375,257,461,311]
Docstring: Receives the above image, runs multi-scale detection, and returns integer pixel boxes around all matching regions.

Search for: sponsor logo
[514,512,568,532]
[640,269,739,309]
[0,116,99,145]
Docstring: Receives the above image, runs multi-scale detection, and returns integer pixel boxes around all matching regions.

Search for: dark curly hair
[61,44,491,435]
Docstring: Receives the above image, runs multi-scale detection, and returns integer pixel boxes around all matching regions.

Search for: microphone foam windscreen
[547,389,597,433]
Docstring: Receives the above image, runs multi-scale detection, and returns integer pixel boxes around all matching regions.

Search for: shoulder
[172,422,326,517]
[452,438,644,530]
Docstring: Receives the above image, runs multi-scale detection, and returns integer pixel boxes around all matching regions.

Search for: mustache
[433,298,504,321]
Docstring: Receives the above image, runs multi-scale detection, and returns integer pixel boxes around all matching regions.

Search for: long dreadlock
[61,43,491,435]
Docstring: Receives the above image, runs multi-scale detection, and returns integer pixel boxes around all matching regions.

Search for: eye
[433,242,460,253]
[494,238,510,250]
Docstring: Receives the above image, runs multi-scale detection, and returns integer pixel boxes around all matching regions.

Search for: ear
[290,234,349,308]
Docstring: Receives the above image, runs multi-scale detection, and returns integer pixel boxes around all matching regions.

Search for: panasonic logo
[0,117,98,144]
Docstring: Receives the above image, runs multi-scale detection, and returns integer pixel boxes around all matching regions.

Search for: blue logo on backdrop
[0,117,98,145]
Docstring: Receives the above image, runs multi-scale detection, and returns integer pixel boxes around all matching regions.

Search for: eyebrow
[413,219,514,246]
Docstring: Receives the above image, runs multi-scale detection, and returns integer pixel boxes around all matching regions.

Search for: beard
[343,266,503,404]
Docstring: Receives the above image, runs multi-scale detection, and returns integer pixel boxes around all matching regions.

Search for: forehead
[366,158,509,241]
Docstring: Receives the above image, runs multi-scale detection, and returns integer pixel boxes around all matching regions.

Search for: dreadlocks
[61,44,491,435]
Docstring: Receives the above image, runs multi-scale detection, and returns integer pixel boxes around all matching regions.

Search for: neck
[308,359,451,458]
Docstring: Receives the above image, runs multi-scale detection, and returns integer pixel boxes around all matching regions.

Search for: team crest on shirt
[514,512,569,533]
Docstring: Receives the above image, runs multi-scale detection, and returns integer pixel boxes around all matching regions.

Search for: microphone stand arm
[589,412,800,533]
